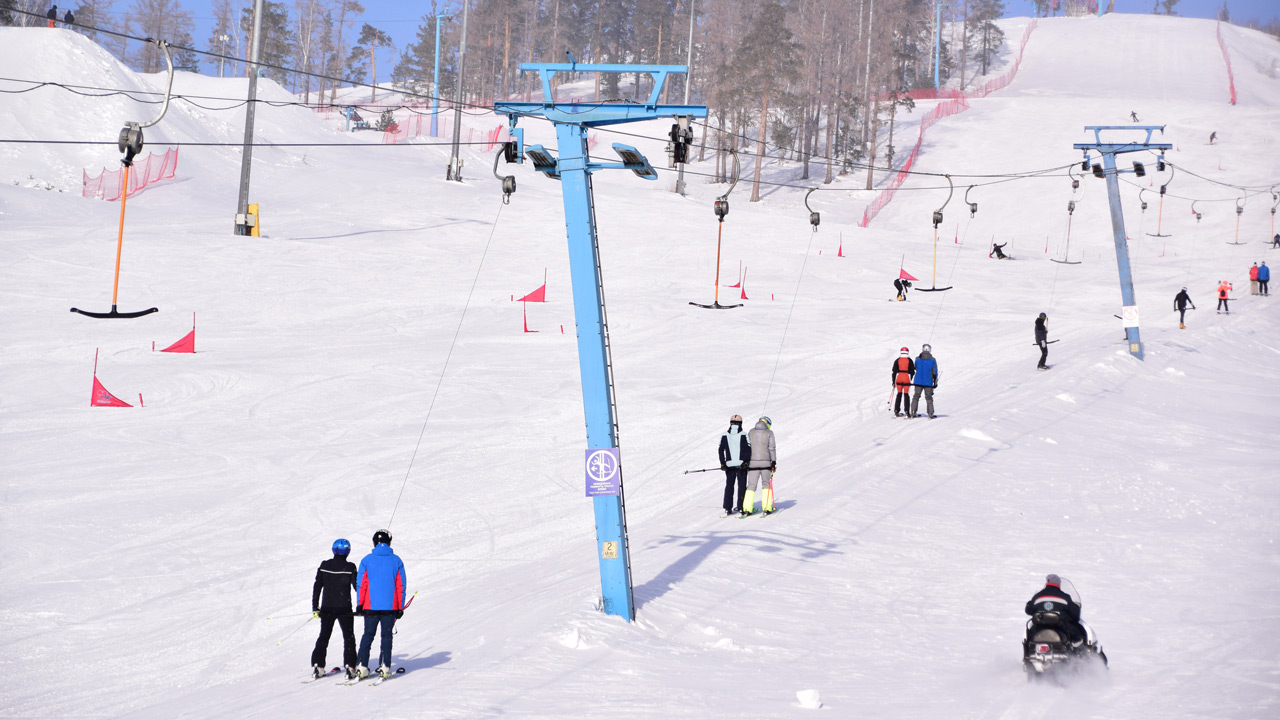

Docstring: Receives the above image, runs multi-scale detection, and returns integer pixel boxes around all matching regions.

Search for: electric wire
[761,227,818,414]
[0,139,496,148]
[386,199,505,529]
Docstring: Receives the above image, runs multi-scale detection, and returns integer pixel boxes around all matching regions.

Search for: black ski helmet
[372,529,392,546]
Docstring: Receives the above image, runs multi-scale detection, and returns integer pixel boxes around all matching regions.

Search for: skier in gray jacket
[742,417,776,516]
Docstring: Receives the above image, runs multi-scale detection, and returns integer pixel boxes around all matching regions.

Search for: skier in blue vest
[909,345,939,419]
[718,415,751,517]
[354,529,407,680]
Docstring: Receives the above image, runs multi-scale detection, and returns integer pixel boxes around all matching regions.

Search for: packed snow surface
[2,14,1278,720]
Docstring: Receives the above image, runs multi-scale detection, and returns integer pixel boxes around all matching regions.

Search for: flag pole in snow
[1074,125,1171,361]
[495,62,707,623]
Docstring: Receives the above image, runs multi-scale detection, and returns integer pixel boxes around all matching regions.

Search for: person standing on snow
[891,347,915,417]
[1034,313,1050,370]
[894,277,912,301]
[354,529,407,680]
[1174,288,1195,329]
[46,5,58,27]
[1259,262,1270,296]
[741,417,776,516]
[1209,131,1217,145]
[311,538,358,679]
[1273,233,1280,249]
[1217,280,1233,313]
[718,415,751,517]
[910,345,939,419]
[1250,263,1259,295]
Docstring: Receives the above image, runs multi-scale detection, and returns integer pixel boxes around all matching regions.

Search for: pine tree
[968,0,1004,77]
[207,0,237,77]
[733,0,800,202]
[240,0,295,87]
[0,0,16,26]
[346,22,393,100]
[391,4,449,96]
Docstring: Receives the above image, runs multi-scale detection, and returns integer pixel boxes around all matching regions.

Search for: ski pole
[267,611,316,620]
[276,615,315,646]
[683,468,720,474]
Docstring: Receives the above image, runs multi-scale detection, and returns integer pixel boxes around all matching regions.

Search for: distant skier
[311,538,358,679]
[891,347,915,417]
[1259,262,1270,296]
[1173,288,1195,329]
[1209,131,1217,145]
[894,277,912,301]
[63,9,74,27]
[46,5,57,27]
[909,344,939,419]
[1129,110,1139,122]
[354,529,407,680]
[718,415,751,517]
[1273,233,1280,249]
[1035,312,1050,370]
[741,417,776,516]
[1217,280,1232,313]
[1250,263,1259,295]
[990,241,1009,260]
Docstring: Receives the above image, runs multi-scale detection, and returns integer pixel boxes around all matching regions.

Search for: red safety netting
[1216,20,1237,105]
[860,20,1038,227]
[381,111,508,151]
[82,146,179,201]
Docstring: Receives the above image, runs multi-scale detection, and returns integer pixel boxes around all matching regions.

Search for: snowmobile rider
[894,277,911,301]
[990,242,1008,259]
[718,415,751,516]
[311,538,358,679]
[891,347,915,417]
[1034,313,1049,370]
[742,417,776,516]
[1026,573,1086,644]
[355,529,407,679]
[1174,288,1195,329]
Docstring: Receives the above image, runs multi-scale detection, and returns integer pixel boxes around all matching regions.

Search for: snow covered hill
[1,14,1278,720]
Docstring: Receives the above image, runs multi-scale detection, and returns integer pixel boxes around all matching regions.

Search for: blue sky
[154,1,1279,77]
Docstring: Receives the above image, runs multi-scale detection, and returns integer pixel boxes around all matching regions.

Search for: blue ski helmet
[759,416,772,429]
[332,538,351,555]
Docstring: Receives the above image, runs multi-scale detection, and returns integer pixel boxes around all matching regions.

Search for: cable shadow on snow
[290,217,487,241]
[633,509,841,610]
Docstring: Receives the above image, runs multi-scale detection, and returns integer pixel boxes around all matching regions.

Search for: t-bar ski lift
[690,148,743,309]
[71,39,173,319]
[1075,125,1172,361]
[494,59,707,622]
[917,174,954,292]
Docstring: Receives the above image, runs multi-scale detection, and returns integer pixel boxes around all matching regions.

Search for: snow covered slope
[1,15,1278,720]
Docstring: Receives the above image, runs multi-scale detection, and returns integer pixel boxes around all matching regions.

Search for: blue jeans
[357,614,396,670]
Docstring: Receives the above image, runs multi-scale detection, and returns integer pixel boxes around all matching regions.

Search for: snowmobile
[1022,577,1108,682]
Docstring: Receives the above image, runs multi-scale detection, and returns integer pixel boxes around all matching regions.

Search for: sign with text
[585,447,621,497]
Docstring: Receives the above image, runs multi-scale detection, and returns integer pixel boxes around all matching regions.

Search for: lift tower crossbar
[1073,125,1171,361]
[495,64,707,622]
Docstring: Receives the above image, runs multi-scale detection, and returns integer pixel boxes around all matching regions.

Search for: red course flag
[161,329,195,353]
[899,268,919,281]
[91,376,133,407]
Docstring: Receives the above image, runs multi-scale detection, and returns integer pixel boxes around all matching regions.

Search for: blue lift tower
[495,63,707,621]
[1074,125,1171,361]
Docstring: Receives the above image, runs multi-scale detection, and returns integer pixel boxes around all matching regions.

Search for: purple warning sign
[585,448,621,497]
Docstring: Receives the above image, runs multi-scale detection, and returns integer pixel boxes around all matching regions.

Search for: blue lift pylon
[1074,125,1172,361]
[495,63,707,622]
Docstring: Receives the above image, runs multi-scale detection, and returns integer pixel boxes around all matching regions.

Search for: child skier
[891,347,915,417]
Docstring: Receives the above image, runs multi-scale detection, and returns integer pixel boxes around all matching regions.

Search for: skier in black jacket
[1174,288,1195,329]
[311,538,358,678]
[1034,312,1049,370]
[990,242,1008,259]
[717,415,751,516]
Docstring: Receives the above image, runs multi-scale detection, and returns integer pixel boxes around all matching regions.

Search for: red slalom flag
[91,376,133,407]
[161,329,195,353]
[899,268,919,281]
[517,269,548,303]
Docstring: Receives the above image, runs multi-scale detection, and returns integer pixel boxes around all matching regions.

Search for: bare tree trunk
[865,93,880,190]
[750,93,770,202]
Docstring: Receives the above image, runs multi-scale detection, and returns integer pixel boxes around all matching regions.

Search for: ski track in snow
[3,14,1280,720]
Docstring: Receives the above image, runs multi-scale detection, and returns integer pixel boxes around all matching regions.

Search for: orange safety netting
[860,20,1038,228]
[1215,20,1237,105]
[81,146,179,201]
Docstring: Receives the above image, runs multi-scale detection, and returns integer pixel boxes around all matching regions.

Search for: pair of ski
[344,666,405,686]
